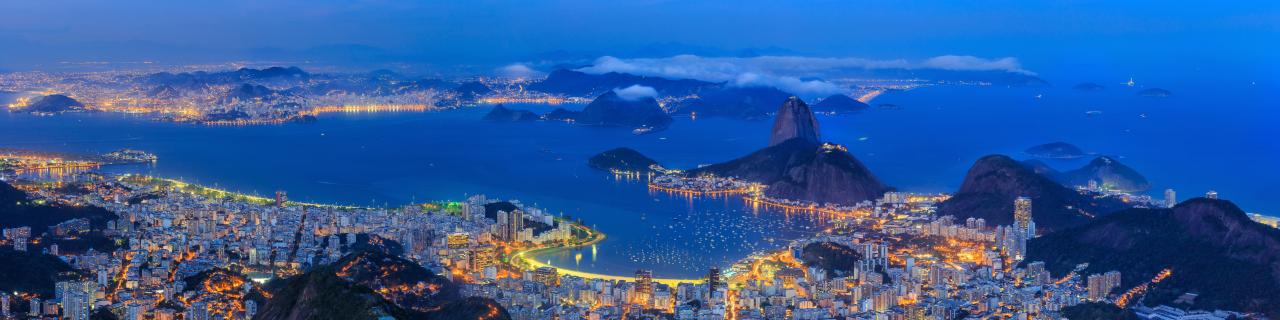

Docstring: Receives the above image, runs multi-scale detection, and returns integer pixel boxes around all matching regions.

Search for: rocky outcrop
[769,97,821,146]
[936,155,1127,231]
[1027,198,1280,316]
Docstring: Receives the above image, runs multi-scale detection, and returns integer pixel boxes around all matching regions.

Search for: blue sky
[1,0,1277,78]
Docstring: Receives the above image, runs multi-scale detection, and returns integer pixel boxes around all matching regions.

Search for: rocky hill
[588,147,661,173]
[811,94,870,114]
[575,91,672,130]
[799,242,863,276]
[482,104,540,122]
[1059,156,1151,192]
[18,94,86,113]
[936,155,1128,231]
[256,251,510,320]
[688,98,888,205]
[1026,198,1280,316]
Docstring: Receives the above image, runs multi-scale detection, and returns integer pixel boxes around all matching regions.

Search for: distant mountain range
[146,66,309,89]
[1027,198,1280,317]
[527,69,716,97]
[483,91,673,131]
[936,155,1129,231]
[671,86,794,120]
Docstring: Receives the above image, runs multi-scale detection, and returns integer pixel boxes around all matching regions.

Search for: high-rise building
[504,210,524,242]
[635,269,654,294]
[533,267,559,286]
[274,191,287,207]
[1164,189,1177,208]
[634,269,654,307]
[706,267,721,291]
[471,245,497,270]
[1,294,9,318]
[1014,197,1034,237]
[1086,271,1122,301]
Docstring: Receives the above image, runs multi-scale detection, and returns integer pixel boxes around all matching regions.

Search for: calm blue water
[1,82,1276,277]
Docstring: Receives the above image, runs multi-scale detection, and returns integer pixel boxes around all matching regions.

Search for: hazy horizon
[2,0,1278,82]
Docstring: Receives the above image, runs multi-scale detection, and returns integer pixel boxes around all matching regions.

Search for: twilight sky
[1,0,1277,78]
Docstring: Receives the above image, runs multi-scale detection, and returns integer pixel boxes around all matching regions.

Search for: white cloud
[573,54,1032,97]
[612,84,658,101]
[497,63,543,78]
[921,55,1031,74]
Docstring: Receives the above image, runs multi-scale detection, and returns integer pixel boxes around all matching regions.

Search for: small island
[1025,142,1087,159]
[1073,82,1105,91]
[482,104,540,122]
[102,149,159,163]
[1137,88,1172,97]
[588,147,663,174]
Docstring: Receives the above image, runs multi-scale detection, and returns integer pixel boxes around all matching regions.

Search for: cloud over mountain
[612,84,658,101]
[574,54,1033,97]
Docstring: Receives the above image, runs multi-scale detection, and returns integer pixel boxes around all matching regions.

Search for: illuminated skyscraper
[1014,197,1033,235]
[533,267,559,286]
[505,210,524,242]
[635,269,654,307]
[1164,189,1177,208]
[707,267,721,291]
[635,269,653,294]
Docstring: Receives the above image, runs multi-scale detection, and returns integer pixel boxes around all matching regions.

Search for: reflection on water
[1,83,1277,277]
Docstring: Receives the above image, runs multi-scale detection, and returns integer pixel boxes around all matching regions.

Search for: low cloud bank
[575,55,1032,96]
